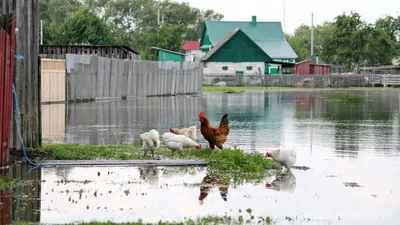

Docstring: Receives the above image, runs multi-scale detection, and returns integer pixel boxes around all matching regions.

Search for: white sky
[176,0,400,34]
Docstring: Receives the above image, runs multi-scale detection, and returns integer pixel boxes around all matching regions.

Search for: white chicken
[139,129,161,157]
[161,132,202,155]
[265,145,297,171]
[169,125,197,141]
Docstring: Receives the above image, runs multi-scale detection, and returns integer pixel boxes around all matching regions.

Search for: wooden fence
[65,54,203,101]
[41,59,66,103]
[205,73,400,87]
[1,0,41,151]
[0,13,15,169]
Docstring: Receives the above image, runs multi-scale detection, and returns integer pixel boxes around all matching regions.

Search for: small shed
[151,47,185,62]
[293,55,331,75]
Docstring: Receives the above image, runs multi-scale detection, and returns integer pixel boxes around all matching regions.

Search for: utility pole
[311,13,314,56]
[157,8,160,25]
[40,20,43,44]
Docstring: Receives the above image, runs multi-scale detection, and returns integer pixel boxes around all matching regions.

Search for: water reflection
[198,174,228,204]
[59,91,400,158]
[66,96,201,146]
[42,103,66,143]
[0,190,12,225]
[265,171,296,192]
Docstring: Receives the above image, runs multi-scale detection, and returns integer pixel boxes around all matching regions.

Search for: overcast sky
[176,0,399,34]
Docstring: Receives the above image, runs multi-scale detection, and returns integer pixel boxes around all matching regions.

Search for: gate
[0,13,16,169]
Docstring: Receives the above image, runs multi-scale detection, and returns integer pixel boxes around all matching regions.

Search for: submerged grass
[20,144,276,185]
[326,93,366,102]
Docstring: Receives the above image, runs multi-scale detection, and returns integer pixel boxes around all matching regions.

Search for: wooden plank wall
[65,54,203,101]
[41,59,66,103]
[1,0,41,150]
[41,103,66,144]
[40,45,140,60]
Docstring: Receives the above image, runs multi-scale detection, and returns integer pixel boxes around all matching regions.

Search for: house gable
[201,28,272,63]
[201,19,298,59]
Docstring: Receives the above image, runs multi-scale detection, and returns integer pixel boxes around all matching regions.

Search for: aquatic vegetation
[326,93,366,102]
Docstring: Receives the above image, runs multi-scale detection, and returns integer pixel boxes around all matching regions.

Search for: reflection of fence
[66,96,201,145]
[0,190,11,225]
[66,54,203,101]
[9,164,41,222]
[41,59,66,103]
[41,103,66,143]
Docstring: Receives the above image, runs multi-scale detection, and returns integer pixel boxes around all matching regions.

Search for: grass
[0,175,26,190]
[14,214,274,225]
[202,85,400,93]
[19,144,276,185]
[326,93,366,102]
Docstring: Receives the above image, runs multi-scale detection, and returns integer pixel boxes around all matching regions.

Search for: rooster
[198,112,230,150]
[169,125,197,141]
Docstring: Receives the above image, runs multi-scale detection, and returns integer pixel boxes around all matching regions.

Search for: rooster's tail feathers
[219,114,230,133]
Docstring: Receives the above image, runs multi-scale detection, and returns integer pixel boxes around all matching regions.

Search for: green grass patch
[326,93,366,102]
[0,175,25,190]
[15,214,274,225]
[21,144,276,185]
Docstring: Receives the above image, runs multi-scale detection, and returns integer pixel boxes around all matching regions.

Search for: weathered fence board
[41,59,66,103]
[203,73,397,88]
[66,54,202,100]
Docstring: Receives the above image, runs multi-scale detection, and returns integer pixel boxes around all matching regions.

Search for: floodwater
[3,90,400,224]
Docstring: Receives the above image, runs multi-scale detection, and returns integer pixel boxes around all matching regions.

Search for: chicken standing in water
[265,145,297,171]
[139,129,161,158]
[198,112,230,150]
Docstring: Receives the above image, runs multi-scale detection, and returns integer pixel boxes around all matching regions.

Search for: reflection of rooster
[198,112,230,150]
[265,171,296,192]
[199,174,228,204]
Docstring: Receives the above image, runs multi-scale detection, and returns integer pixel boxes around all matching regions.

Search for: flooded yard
[3,90,400,224]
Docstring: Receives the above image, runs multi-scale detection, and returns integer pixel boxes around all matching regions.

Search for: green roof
[202,20,297,59]
[201,28,273,62]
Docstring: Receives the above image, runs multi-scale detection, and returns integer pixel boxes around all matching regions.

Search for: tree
[138,23,188,60]
[50,7,118,45]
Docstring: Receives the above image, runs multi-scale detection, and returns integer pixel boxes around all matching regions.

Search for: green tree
[138,23,188,60]
[50,7,117,45]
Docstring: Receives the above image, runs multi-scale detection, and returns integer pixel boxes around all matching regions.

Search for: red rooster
[198,112,230,150]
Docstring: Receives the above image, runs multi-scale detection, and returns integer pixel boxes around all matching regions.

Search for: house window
[246,66,253,70]
[222,66,228,70]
